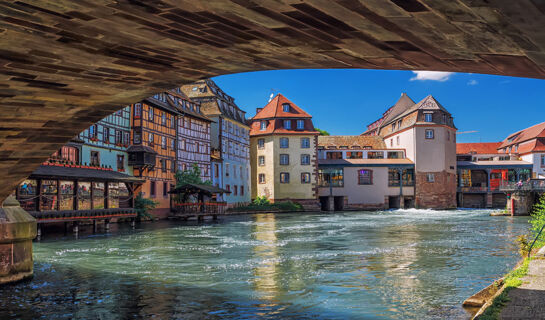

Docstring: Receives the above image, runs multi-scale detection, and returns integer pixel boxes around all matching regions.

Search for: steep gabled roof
[456,142,502,155]
[252,94,312,120]
[394,94,450,121]
[500,121,545,148]
[380,93,416,126]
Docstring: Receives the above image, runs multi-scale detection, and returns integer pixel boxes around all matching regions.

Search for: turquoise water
[0,209,529,319]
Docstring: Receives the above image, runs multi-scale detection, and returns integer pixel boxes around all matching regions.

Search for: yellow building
[249,94,319,209]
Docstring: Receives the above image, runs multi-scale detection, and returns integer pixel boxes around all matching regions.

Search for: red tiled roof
[516,138,545,155]
[500,121,545,148]
[252,94,312,120]
[456,142,502,155]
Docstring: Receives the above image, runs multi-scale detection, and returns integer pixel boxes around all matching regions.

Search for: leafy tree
[314,127,330,136]
[134,193,158,221]
[175,163,212,187]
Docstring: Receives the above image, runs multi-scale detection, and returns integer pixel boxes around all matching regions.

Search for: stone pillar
[327,196,335,211]
[511,192,533,216]
[0,196,37,285]
[486,192,493,208]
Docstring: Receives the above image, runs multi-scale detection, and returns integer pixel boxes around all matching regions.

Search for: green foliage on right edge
[314,127,330,136]
[135,193,158,221]
[529,194,545,248]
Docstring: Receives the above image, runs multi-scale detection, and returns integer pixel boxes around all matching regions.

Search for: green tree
[134,193,158,221]
[175,163,211,187]
[314,127,330,136]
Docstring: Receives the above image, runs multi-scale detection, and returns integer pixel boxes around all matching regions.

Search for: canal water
[0,209,529,319]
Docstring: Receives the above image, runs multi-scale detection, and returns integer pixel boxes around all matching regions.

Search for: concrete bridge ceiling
[1,0,545,201]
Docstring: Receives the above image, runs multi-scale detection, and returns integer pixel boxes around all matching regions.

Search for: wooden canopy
[168,183,230,197]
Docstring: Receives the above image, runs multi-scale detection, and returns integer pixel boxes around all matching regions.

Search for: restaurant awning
[168,183,231,196]
[30,164,144,183]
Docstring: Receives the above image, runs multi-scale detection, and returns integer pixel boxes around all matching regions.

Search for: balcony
[127,145,157,168]
[499,179,545,192]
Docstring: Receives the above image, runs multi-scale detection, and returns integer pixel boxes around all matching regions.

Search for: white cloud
[410,71,454,82]
[467,79,478,85]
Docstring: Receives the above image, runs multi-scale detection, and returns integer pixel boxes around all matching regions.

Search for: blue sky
[213,69,545,142]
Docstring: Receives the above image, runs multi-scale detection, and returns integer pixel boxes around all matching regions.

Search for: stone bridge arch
[1,0,545,201]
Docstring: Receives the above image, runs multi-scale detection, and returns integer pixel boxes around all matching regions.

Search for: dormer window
[284,120,291,129]
[424,112,433,122]
[282,103,290,112]
[260,121,267,131]
[296,120,304,130]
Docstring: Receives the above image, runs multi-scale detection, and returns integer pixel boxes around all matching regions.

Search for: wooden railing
[171,202,227,215]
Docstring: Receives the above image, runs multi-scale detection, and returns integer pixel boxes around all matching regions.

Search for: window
[214,164,219,177]
[90,151,100,166]
[388,151,402,159]
[515,144,519,153]
[163,182,168,197]
[358,169,373,185]
[89,124,97,139]
[283,120,291,129]
[117,155,125,171]
[297,120,305,130]
[161,113,166,125]
[148,132,154,145]
[260,121,267,131]
[240,186,244,196]
[115,130,122,145]
[301,172,311,183]
[425,129,434,139]
[280,154,289,165]
[77,182,91,210]
[134,130,142,144]
[391,123,396,131]
[347,152,363,159]
[397,120,402,129]
[280,137,289,148]
[161,159,167,172]
[443,114,447,124]
[427,173,435,182]
[301,137,310,148]
[388,169,415,186]
[149,107,154,121]
[282,103,290,112]
[234,185,238,196]
[258,173,266,184]
[225,164,229,176]
[368,151,384,159]
[226,185,230,193]
[150,181,156,197]
[388,169,400,187]
[171,139,175,150]
[301,154,311,165]
[258,156,265,166]
[103,128,110,143]
[318,168,344,187]
[134,103,142,118]
[171,115,175,128]
[542,155,545,167]
[424,112,433,122]
[161,136,166,149]
[258,138,265,149]
[280,172,290,183]
[326,151,343,160]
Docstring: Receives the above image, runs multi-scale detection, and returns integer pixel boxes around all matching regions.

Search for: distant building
[317,135,415,210]
[498,121,545,179]
[249,94,320,209]
[79,106,132,174]
[365,93,458,209]
[181,79,250,204]
[129,93,179,217]
[456,142,532,208]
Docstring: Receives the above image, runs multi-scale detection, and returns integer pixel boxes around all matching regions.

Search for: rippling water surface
[0,209,530,319]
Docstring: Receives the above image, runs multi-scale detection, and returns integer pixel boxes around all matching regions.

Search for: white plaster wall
[389,128,416,161]
[414,126,456,174]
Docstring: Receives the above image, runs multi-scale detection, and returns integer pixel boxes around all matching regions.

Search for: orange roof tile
[500,121,545,149]
[456,142,502,155]
[252,94,312,120]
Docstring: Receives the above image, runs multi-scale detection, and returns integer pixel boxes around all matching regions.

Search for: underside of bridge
[1,0,545,201]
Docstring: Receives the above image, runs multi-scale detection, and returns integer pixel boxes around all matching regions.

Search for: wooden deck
[169,202,227,221]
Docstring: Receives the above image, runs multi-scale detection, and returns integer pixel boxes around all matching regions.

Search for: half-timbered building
[129,93,179,217]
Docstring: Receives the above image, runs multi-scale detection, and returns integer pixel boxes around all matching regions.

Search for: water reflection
[0,210,530,319]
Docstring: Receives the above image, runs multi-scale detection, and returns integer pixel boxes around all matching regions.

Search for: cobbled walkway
[500,247,545,320]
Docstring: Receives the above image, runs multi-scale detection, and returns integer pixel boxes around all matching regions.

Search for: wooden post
[105,219,110,231]
[73,221,79,237]
[37,224,42,241]
[36,179,42,212]
[92,220,97,233]
[90,181,94,209]
[104,182,109,209]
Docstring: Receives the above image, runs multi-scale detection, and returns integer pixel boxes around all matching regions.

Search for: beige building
[249,94,319,209]
[364,93,458,209]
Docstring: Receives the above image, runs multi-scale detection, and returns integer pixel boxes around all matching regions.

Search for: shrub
[252,196,270,206]
[529,194,545,249]
[516,234,530,258]
[135,193,158,221]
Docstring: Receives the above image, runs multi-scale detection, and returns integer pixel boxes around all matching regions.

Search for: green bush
[516,234,530,258]
[252,196,270,206]
[135,193,158,221]
[229,199,304,213]
[529,194,545,249]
